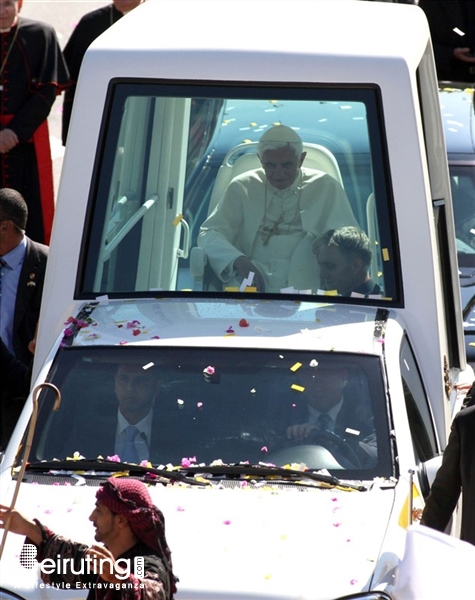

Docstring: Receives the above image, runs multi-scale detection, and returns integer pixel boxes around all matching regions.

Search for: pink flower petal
[106,454,121,462]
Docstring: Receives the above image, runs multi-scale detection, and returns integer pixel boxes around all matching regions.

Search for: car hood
[0,479,397,599]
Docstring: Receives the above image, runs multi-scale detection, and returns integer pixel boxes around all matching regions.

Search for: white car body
[1,298,433,599]
[0,2,471,599]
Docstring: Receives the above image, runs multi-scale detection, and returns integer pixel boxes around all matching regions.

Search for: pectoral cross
[261,214,284,246]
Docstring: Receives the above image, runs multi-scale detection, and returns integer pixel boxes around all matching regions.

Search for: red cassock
[0,17,69,244]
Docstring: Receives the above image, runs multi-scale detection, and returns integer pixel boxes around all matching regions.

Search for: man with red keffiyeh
[0,477,177,599]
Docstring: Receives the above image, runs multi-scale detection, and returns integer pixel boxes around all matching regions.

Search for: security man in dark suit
[0,187,48,448]
[421,393,475,546]
[419,0,475,83]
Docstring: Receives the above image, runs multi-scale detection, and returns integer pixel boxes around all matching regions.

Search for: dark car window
[25,346,393,479]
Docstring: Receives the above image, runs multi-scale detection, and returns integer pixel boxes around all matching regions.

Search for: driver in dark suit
[286,362,377,467]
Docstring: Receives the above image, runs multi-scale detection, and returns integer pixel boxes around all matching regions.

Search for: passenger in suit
[111,362,160,463]
[0,188,47,448]
[63,362,162,463]
[62,362,199,465]
[421,401,475,546]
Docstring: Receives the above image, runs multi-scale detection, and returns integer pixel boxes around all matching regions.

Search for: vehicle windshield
[24,346,392,480]
[79,83,400,304]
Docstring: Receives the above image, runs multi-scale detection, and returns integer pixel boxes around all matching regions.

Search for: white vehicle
[0,2,471,599]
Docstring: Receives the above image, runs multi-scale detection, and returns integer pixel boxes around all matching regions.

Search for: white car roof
[69,298,388,356]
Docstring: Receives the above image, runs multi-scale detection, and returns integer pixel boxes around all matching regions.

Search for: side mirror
[418,454,443,499]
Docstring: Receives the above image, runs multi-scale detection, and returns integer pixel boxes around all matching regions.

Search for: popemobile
[0,2,472,599]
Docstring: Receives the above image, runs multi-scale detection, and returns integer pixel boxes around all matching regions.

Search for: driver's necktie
[316,413,333,433]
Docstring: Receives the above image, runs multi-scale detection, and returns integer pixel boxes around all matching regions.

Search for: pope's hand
[234,256,266,291]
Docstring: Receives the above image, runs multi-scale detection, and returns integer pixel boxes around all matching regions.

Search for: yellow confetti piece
[290,362,302,372]
[250,122,257,126]
[172,214,183,226]
[324,289,338,296]
[291,384,305,392]
[469,342,475,347]
[382,248,390,261]
[224,285,258,292]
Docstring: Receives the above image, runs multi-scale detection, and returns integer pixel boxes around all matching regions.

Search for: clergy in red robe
[0,0,69,244]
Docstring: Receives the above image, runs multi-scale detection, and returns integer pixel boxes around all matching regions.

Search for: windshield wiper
[23,459,206,486]
[181,463,367,491]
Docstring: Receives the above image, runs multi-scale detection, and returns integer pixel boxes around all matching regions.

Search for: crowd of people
[1,1,475,596]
